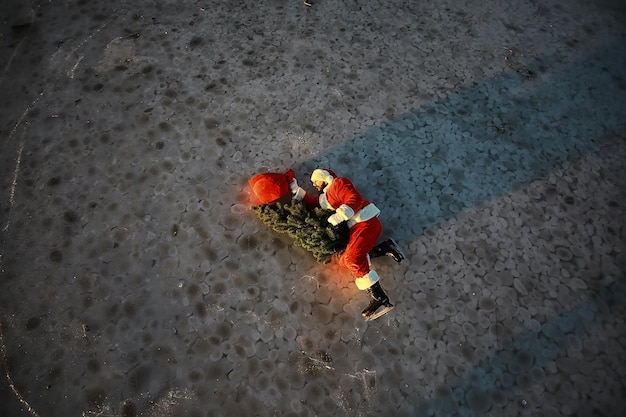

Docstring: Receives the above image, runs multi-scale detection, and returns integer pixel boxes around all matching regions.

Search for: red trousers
[338,216,382,278]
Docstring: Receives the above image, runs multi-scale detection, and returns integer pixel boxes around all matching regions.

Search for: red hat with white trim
[310,169,336,184]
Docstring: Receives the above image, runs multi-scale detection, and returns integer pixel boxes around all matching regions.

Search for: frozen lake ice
[1,0,625,416]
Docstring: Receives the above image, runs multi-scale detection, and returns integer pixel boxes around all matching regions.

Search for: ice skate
[361,282,394,321]
[369,238,406,263]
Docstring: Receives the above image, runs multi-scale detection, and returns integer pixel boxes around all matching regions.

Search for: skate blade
[363,304,394,321]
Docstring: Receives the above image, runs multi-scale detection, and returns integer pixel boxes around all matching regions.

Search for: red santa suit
[293,169,382,290]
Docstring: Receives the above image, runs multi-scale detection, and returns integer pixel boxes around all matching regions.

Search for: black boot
[361,282,394,321]
[369,238,406,263]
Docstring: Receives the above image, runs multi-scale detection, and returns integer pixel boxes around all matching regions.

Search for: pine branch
[252,200,349,264]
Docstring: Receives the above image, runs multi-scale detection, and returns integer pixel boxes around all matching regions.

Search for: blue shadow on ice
[404,276,626,416]
[294,37,626,244]
[292,36,626,416]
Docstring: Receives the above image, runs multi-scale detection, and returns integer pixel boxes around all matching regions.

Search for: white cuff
[355,270,380,290]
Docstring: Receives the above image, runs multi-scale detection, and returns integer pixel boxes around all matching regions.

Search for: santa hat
[248,169,295,204]
[310,169,336,184]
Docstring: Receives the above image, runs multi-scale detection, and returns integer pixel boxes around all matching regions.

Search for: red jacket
[304,177,370,216]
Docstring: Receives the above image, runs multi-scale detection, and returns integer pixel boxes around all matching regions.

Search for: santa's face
[313,180,326,192]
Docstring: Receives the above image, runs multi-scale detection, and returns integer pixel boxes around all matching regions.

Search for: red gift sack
[249,169,295,204]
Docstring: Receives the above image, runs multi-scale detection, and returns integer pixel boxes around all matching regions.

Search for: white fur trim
[346,203,381,228]
[355,270,380,290]
[319,193,333,210]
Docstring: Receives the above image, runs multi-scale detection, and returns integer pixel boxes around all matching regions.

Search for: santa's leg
[345,221,395,320]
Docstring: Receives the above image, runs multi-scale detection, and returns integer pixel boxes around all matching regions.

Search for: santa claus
[290,168,405,320]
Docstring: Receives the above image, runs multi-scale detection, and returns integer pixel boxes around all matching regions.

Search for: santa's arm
[302,193,320,208]
[290,179,320,208]
[327,178,360,225]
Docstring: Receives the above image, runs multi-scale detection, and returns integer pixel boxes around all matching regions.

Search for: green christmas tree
[252,200,350,264]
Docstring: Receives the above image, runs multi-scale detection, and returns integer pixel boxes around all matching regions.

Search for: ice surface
[1,0,626,416]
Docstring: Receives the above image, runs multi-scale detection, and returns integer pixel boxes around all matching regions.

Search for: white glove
[290,179,306,201]
[327,204,353,225]
[327,213,342,226]
[293,187,306,200]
